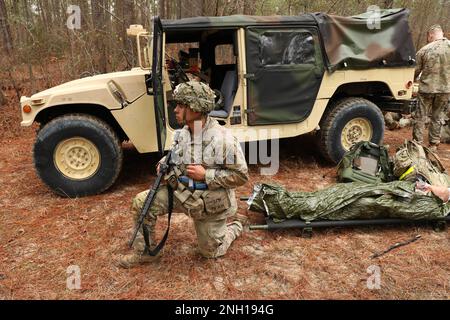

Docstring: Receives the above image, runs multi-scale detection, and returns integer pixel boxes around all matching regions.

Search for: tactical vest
[393,140,450,186]
[337,141,394,183]
[164,166,232,219]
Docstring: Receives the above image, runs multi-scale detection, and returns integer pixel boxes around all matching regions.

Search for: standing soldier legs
[429,94,450,145]
[413,93,433,144]
[413,93,449,146]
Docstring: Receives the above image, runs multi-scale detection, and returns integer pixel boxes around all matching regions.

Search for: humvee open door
[150,17,167,155]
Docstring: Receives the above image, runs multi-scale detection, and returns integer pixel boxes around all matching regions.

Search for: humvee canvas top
[162,8,416,72]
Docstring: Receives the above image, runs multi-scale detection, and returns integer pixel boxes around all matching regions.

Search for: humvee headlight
[23,105,32,113]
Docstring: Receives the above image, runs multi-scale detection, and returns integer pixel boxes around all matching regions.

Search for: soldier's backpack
[337,141,394,183]
[393,140,450,186]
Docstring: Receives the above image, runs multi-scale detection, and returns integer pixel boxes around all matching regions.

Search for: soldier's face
[174,103,202,125]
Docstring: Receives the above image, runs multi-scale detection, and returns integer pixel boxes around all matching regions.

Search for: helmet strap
[182,107,202,127]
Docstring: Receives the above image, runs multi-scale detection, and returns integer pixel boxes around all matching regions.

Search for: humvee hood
[30,69,149,99]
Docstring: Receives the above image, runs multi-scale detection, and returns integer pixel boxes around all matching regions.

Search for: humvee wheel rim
[341,118,373,151]
[54,137,101,180]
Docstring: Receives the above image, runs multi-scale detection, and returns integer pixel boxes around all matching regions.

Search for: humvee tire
[319,97,384,164]
[33,114,123,197]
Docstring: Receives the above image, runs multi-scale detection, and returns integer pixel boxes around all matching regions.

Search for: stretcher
[240,197,450,237]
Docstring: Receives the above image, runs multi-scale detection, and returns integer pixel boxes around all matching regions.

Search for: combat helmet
[427,24,443,33]
[172,81,216,114]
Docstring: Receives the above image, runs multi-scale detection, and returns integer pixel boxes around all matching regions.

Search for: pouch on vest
[173,181,205,217]
[201,189,231,215]
[337,141,394,183]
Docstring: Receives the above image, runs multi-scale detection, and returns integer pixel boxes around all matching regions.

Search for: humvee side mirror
[127,24,151,69]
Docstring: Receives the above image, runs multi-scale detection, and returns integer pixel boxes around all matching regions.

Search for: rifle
[128,131,181,255]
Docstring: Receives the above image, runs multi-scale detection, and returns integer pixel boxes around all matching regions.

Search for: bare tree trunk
[0,85,6,106]
[214,0,220,16]
[114,0,136,69]
[123,0,136,68]
[50,0,61,23]
[7,68,21,102]
[244,0,255,15]
[20,0,36,94]
[0,0,13,54]
[383,0,394,9]
[92,0,108,73]
[167,0,172,19]
[180,0,202,17]
[10,0,20,45]
[39,0,52,32]
[178,0,182,18]
[28,64,35,94]
[415,0,431,48]
[123,0,135,28]
[159,0,165,17]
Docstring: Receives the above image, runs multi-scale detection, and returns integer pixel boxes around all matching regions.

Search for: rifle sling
[143,185,174,256]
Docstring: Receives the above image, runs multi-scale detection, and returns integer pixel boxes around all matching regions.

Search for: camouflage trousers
[130,186,242,258]
[412,93,450,145]
[441,125,450,143]
[440,98,450,143]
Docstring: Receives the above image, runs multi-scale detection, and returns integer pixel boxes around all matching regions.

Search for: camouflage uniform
[440,97,450,142]
[121,81,249,267]
[412,35,450,146]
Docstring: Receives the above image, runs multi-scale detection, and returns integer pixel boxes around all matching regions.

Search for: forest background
[0,0,449,107]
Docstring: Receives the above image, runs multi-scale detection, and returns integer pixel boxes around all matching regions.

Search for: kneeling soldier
[119,81,249,268]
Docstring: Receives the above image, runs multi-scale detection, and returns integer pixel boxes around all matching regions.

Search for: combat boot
[227,220,243,237]
[117,251,160,269]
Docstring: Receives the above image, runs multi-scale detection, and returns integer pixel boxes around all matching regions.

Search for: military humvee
[20,9,417,197]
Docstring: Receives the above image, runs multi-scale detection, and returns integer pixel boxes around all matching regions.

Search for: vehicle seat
[210,70,237,118]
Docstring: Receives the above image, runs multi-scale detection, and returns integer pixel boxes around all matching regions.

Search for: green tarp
[248,181,450,222]
[314,9,416,71]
